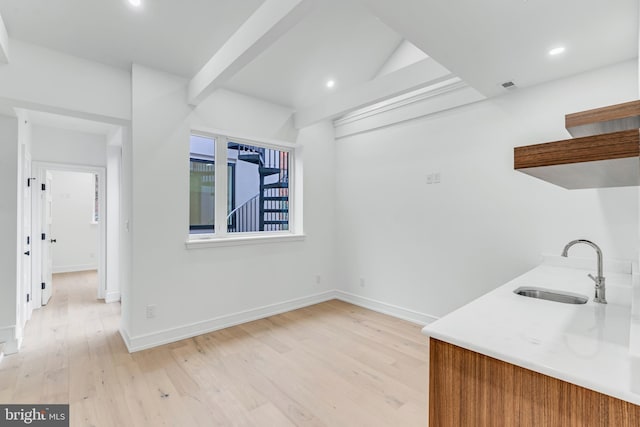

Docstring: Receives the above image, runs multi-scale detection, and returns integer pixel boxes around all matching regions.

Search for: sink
[513,286,588,304]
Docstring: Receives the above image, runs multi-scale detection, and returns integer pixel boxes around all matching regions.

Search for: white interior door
[21,148,32,320]
[42,171,53,305]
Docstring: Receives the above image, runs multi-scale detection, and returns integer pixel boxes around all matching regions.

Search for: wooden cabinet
[429,338,640,426]
[514,100,640,189]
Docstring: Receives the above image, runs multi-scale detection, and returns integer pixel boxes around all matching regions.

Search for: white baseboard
[119,327,133,352]
[0,338,21,355]
[122,290,337,352]
[0,325,14,344]
[119,289,439,353]
[53,264,98,274]
[105,291,121,304]
[334,290,438,326]
[0,326,20,354]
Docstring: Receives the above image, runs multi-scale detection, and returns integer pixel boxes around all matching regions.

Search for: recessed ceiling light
[128,0,142,7]
[326,80,335,89]
[548,46,565,56]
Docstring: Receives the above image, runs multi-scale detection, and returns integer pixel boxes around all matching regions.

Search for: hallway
[0,271,119,406]
[0,271,428,426]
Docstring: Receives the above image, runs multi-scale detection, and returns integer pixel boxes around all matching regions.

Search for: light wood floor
[0,271,429,426]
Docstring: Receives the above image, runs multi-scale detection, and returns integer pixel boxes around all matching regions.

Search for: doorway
[31,163,107,309]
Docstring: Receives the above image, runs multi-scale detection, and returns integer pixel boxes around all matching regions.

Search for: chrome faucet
[561,239,607,304]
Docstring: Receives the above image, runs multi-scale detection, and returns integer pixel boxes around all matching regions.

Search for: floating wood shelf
[566,100,640,138]
[515,129,639,169]
[515,100,640,189]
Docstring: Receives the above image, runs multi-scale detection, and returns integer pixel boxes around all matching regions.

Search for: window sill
[185,233,306,249]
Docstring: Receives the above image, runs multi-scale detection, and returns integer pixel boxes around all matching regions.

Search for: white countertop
[422,256,640,405]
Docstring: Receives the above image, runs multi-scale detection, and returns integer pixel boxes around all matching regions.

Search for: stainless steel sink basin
[513,286,588,304]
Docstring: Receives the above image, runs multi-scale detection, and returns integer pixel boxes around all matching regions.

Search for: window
[227,141,289,233]
[189,132,294,238]
[189,135,216,233]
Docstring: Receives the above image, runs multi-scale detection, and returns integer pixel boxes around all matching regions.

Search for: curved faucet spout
[561,239,606,304]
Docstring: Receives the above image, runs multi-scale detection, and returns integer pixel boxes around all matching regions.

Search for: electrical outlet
[427,172,442,184]
[315,275,321,284]
[146,304,157,319]
[359,278,365,288]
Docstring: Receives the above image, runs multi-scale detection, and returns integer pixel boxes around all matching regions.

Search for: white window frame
[186,129,304,248]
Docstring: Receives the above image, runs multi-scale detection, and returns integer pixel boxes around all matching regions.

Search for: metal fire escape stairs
[228,143,289,231]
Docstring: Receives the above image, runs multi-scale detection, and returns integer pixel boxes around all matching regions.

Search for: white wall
[0,39,130,124]
[120,126,133,334]
[31,125,107,167]
[335,60,639,319]
[49,170,99,273]
[125,65,336,349]
[0,115,19,348]
[106,135,122,303]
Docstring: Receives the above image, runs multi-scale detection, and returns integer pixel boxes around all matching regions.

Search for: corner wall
[106,135,122,303]
[0,115,19,349]
[124,65,336,350]
[335,60,639,319]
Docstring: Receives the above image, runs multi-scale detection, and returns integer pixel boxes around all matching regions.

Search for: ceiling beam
[0,13,9,63]
[0,96,130,127]
[294,58,453,128]
[188,0,313,106]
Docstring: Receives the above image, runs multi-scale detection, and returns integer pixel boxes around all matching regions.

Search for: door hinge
[41,183,46,191]
[26,294,30,303]
[41,233,46,240]
[41,282,46,290]
[27,178,32,187]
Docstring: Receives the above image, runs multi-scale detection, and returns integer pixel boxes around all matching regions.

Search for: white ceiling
[0,0,636,112]
[360,0,639,97]
[0,0,264,77]
[222,0,403,108]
